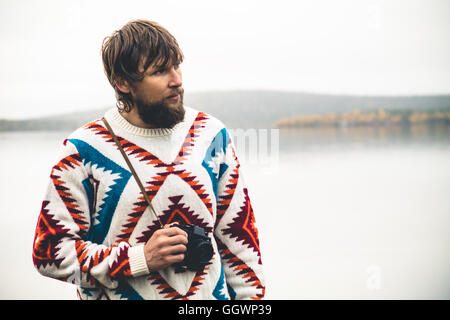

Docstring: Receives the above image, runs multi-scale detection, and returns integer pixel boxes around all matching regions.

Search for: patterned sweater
[32,106,265,300]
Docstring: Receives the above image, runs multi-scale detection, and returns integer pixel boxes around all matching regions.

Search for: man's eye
[154,69,166,75]
[152,64,180,76]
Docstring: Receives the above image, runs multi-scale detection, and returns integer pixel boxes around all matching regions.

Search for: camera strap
[101,117,164,229]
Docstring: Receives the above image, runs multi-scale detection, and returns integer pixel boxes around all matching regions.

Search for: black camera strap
[102,117,164,229]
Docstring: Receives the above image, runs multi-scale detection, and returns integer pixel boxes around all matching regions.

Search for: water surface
[0,126,449,299]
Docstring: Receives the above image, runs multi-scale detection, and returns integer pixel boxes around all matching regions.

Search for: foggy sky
[1,0,449,119]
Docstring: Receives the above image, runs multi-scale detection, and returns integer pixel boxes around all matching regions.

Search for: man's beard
[134,93,185,129]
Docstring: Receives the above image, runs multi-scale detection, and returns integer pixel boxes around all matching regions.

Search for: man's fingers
[165,253,185,264]
[161,243,187,256]
[165,234,188,245]
[163,222,177,229]
[161,226,188,238]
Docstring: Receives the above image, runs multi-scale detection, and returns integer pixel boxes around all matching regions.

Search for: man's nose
[168,67,182,88]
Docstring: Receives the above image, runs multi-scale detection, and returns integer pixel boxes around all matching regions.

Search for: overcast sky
[1,0,449,119]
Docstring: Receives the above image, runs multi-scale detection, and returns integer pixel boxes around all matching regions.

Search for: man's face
[126,59,185,129]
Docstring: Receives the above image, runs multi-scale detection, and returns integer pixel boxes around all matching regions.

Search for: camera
[172,224,213,272]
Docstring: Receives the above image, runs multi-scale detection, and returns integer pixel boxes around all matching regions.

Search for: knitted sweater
[32,106,265,300]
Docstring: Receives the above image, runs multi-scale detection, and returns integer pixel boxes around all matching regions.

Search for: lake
[0,124,449,299]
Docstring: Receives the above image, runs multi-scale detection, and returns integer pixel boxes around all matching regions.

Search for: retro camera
[172,224,213,272]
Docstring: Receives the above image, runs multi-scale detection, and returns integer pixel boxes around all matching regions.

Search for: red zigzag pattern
[83,113,213,244]
[50,153,89,234]
[33,200,71,269]
[216,239,265,300]
[216,141,240,228]
[75,240,132,286]
[148,262,212,300]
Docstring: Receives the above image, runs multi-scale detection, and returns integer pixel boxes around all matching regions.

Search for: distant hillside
[188,91,450,128]
[1,90,449,131]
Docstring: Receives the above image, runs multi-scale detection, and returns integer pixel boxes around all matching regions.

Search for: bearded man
[32,19,265,300]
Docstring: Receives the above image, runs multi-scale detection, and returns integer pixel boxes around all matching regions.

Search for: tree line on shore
[275,109,450,128]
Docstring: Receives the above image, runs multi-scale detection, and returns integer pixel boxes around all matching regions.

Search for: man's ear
[114,78,132,94]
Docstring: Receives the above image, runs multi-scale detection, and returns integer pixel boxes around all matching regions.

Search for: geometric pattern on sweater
[82,112,213,245]
[147,262,211,300]
[136,194,212,245]
[140,193,218,300]
[33,200,70,269]
[83,111,208,168]
[75,240,132,286]
[201,127,230,198]
[216,238,265,300]
[212,263,228,300]
[49,152,89,235]
[215,144,240,229]
[69,138,132,244]
[79,113,215,294]
[83,112,219,298]
[33,152,91,270]
[222,188,262,265]
[32,107,265,300]
[136,191,216,299]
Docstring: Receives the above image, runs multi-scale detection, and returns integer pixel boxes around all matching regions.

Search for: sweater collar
[105,107,186,137]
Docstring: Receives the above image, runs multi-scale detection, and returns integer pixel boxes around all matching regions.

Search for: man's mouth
[165,92,181,102]
[166,94,179,102]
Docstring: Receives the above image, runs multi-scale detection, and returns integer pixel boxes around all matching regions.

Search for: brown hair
[101,19,184,112]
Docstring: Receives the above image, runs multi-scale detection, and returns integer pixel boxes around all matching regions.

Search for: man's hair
[101,19,184,112]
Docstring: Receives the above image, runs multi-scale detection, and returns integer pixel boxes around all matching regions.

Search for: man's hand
[143,224,188,271]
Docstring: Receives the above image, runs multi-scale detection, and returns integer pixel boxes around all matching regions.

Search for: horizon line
[1,89,450,121]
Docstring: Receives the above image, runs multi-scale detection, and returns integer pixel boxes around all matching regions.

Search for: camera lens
[194,241,213,264]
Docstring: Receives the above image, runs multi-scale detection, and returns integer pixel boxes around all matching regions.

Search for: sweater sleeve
[32,139,149,289]
[213,129,265,300]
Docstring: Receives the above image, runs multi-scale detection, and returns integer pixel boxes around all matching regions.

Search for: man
[32,19,265,300]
